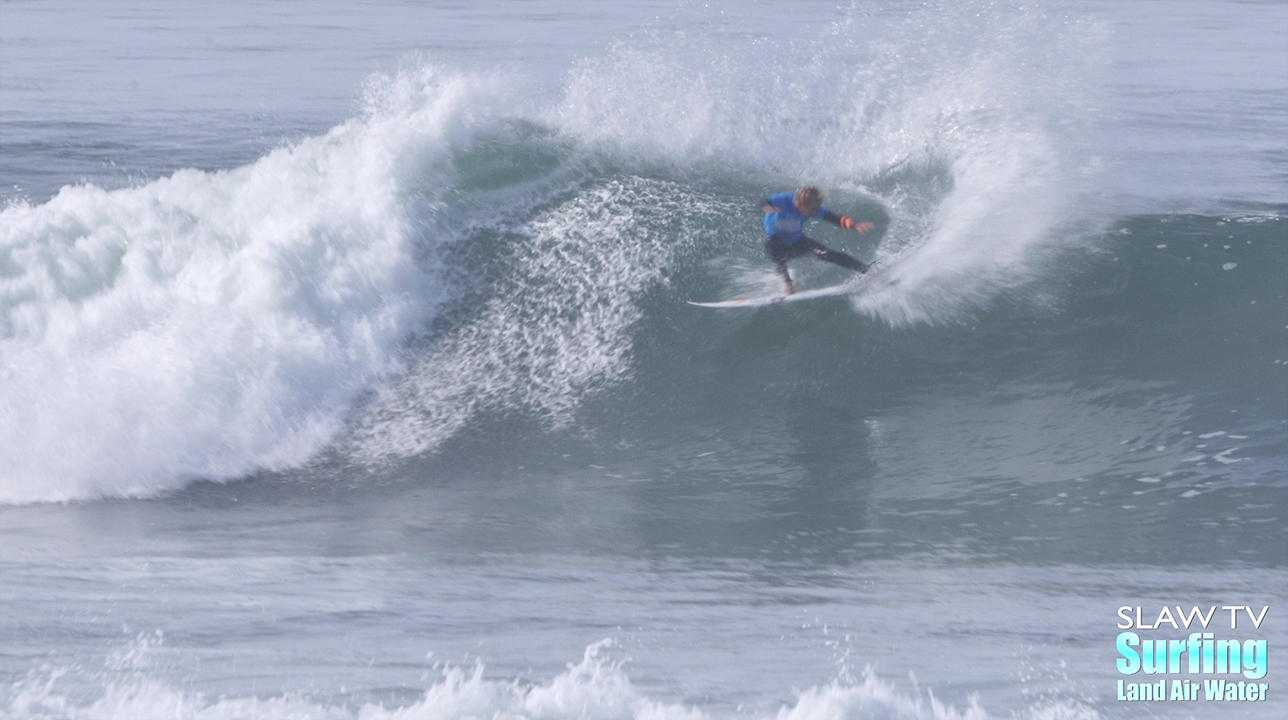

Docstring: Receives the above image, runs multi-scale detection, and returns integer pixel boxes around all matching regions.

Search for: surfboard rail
[688,279,865,308]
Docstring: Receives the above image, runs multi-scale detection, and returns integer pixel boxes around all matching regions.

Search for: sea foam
[0,66,485,503]
[2,637,1100,720]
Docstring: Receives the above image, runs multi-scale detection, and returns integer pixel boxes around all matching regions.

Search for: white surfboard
[687,280,863,308]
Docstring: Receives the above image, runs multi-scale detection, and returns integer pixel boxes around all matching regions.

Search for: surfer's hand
[762,204,776,214]
[840,216,874,233]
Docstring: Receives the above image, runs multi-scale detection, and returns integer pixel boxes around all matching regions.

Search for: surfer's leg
[800,236,869,273]
[764,237,798,293]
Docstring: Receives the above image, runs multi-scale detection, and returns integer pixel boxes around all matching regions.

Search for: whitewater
[1,1,1284,719]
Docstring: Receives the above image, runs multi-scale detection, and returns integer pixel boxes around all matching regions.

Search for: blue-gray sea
[1,1,1285,718]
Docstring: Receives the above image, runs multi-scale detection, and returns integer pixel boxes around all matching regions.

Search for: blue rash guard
[762,192,843,244]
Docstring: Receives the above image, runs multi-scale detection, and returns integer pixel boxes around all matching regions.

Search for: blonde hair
[795,186,824,208]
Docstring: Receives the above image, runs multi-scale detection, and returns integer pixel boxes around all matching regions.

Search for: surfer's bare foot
[783,281,795,295]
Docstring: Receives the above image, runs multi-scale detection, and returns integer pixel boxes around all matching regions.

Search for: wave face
[0,1,1284,517]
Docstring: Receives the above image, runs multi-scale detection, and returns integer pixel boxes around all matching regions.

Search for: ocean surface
[1,1,1285,718]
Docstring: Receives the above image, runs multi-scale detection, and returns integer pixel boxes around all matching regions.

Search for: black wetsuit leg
[765,235,808,283]
[804,237,869,273]
[765,234,868,279]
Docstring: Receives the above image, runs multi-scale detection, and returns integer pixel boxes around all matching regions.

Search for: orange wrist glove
[841,216,874,233]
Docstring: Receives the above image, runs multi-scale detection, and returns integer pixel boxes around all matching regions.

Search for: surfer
[761,186,874,295]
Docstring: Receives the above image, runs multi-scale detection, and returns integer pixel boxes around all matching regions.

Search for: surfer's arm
[820,209,875,234]
[761,192,797,214]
